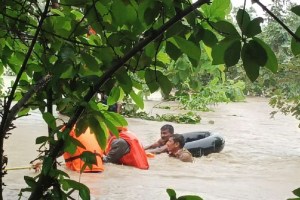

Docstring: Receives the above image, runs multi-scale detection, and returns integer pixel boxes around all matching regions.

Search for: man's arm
[144,139,165,150]
[103,138,130,163]
[146,145,168,154]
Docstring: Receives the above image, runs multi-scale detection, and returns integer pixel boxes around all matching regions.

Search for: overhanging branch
[253,0,300,42]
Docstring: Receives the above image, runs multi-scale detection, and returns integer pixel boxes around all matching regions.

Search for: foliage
[167,188,203,200]
[177,78,245,111]
[123,102,201,124]
[288,187,300,200]
[0,0,299,199]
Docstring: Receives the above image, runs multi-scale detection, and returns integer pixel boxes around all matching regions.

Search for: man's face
[166,137,178,153]
[161,129,172,142]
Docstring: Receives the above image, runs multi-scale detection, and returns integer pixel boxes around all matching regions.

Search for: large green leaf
[107,86,121,106]
[241,40,268,82]
[291,5,300,16]
[224,40,241,67]
[111,1,137,26]
[145,68,160,93]
[156,71,173,97]
[130,90,144,109]
[245,17,264,38]
[293,187,300,197]
[61,179,90,200]
[201,0,231,20]
[115,69,133,94]
[88,116,107,149]
[166,41,181,61]
[254,37,278,73]
[236,9,250,33]
[174,36,201,62]
[202,29,218,47]
[42,112,56,130]
[82,52,99,72]
[211,20,240,38]
[166,189,177,199]
[211,38,237,65]
[291,26,300,56]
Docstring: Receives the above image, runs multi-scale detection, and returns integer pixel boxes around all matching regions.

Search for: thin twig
[253,0,300,42]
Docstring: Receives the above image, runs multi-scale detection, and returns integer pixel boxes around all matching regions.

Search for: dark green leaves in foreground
[291,26,300,56]
[241,39,267,82]
[145,68,172,96]
[167,189,203,200]
[212,9,278,81]
[288,187,300,200]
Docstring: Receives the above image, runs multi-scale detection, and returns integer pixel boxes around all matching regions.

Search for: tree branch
[29,0,211,198]
[253,0,300,42]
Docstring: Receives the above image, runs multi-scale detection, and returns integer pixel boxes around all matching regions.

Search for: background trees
[0,0,299,199]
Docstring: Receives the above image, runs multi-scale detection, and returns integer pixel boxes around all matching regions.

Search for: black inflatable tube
[183,131,225,157]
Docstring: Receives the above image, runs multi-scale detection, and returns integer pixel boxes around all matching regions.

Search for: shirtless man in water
[144,124,174,154]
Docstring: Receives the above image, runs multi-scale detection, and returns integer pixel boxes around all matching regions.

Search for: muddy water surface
[3,97,300,200]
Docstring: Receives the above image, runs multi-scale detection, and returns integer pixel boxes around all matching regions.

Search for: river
[3,97,300,200]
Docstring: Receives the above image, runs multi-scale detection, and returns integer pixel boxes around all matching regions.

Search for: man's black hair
[160,124,174,134]
[170,134,185,148]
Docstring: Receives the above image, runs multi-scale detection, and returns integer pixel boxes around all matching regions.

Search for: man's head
[166,134,185,154]
[160,124,174,143]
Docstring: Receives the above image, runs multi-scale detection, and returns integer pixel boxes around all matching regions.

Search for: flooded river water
[3,97,300,200]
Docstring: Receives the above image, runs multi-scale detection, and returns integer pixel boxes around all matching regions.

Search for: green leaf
[88,116,107,149]
[166,41,181,61]
[224,40,241,67]
[291,5,300,16]
[24,176,37,189]
[253,37,278,73]
[116,69,133,94]
[174,36,201,62]
[201,0,231,20]
[212,38,239,65]
[75,118,89,137]
[211,20,240,38]
[156,71,173,96]
[101,114,119,137]
[178,195,203,200]
[51,9,65,17]
[61,179,90,200]
[241,40,267,82]
[111,1,137,25]
[130,90,144,109]
[42,112,56,130]
[80,151,97,165]
[18,107,30,117]
[107,87,121,106]
[293,188,300,197]
[166,189,176,199]
[36,136,50,144]
[102,111,128,128]
[245,17,264,38]
[291,26,300,56]
[236,9,250,32]
[145,68,160,93]
[82,52,99,72]
[202,29,218,47]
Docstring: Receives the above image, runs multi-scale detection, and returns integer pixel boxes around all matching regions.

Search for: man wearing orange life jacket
[63,127,104,172]
[104,127,149,170]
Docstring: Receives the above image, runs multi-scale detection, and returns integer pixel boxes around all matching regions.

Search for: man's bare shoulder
[178,149,193,162]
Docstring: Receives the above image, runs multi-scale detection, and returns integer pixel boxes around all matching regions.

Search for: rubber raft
[183,131,225,157]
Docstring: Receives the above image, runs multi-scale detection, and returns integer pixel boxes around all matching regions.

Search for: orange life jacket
[105,128,149,170]
[63,127,104,172]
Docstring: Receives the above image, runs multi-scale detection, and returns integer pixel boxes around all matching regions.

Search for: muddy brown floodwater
[3,97,300,200]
